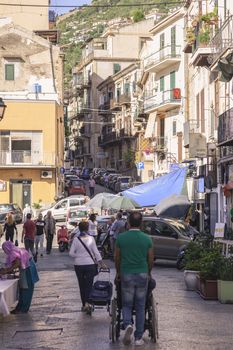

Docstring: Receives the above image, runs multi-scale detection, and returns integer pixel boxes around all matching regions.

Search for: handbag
[78,237,99,276]
[29,258,39,284]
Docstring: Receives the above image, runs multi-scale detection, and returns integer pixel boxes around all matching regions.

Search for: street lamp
[0,98,6,121]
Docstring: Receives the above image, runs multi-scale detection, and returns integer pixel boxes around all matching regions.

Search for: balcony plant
[191,15,199,27]
[186,27,195,45]
[198,27,210,45]
[218,256,233,303]
[201,7,218,25]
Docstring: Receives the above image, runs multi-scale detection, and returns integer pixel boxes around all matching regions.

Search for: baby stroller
[88,268,113,316]
[109,278,158,343]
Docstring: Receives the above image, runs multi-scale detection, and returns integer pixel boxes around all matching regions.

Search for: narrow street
[0,229,233,349]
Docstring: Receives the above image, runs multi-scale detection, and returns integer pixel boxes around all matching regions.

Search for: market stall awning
[123,167,187,207]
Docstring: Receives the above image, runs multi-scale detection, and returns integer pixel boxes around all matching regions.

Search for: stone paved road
[0,249,233,350]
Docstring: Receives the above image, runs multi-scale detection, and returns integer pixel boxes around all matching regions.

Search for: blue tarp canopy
[123,167,187,207]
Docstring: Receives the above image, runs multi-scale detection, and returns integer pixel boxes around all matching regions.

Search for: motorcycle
[57,225,69,252]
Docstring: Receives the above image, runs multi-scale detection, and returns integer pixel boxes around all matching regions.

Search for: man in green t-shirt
[115,212,154,346]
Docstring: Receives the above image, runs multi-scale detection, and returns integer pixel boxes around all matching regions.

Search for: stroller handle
[98,267,110,273]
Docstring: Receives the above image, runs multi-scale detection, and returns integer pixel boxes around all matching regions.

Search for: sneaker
[135,338,144,346]
[123,325,133,345]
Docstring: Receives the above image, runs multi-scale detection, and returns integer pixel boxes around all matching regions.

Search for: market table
[0,279,18,316]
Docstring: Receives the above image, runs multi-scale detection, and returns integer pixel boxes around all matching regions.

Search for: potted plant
[218,256,233,303]
[197,246,223,300]
[186,27,195,45]
[198,27,210,45]
[183,241,204,291]
[191,16,199,27]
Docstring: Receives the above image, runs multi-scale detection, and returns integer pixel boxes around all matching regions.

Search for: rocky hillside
[57,0,179,87]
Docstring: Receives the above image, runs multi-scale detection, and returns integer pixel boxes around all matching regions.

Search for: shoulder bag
[78,237,98,276]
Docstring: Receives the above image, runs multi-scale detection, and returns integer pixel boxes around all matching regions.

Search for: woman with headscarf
[44,210,56,254]
[3,213,18,242]
[0,241,35,314]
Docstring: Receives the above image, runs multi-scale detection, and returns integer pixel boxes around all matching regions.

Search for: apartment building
[140,9,185,178]
[97,63,144,177]
[0,19,64,208]
[68,19,154,168]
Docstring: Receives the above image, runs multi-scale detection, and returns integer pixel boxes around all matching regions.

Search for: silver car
[141,217,192,260]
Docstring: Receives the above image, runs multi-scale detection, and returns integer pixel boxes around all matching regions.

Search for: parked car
[141,216,193,261]
[41,195,88,221]
[114,176,133,192]
[0,203,23,224]
[66,207,89,232]
[66,179,86,196]
[109,174,121,191]
[81,168,91,180]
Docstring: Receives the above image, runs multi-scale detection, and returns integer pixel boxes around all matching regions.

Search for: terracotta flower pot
[197,276,218,300]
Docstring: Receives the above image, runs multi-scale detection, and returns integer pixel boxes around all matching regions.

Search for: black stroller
[88,268,113,315]
[109,278,158,343]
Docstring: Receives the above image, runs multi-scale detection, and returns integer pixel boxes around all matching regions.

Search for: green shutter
[160,33,165,50]
[170,71,176,90]
[160,76,165,92]
[113,63,121,74]
[171,26,176,56]
[124,83,130,95]
[5,64,14,81]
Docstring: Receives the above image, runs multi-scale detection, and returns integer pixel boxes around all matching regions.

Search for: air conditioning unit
[41,170,53,179]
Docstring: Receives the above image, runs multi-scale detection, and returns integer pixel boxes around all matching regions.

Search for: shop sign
[189,133,207,158]
[214,223,225,239]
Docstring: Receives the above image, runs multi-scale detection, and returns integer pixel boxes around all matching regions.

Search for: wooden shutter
[200,89,205,133]
[5,64,14,80]
[171,26,176,57]
[160,76,165,92]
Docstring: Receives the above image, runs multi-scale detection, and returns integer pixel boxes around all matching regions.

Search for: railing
[210,15,233,64]
[144,89,181,111]
[153,136,168,150]
[99,132,117,145]
[218,107,233,145]
[144,45,181,69]
[99,101,111,112]
[0,151,56,166]
[76,77,91,87]
[110,98,121,110]
[119,94,131,105]
[119,128,133,138]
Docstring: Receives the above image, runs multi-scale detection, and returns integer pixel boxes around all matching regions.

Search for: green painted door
[170,71,176,99]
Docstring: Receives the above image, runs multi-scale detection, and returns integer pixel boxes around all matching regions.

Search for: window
[124,82,130,96]
[116,88,121,102]
[154,222,176,237]
[160,76,165,92]
[173,121,177,136]
[170,71,176,90]
[113,63,121,74]
[5,64,14,81]
[160,33,165,50]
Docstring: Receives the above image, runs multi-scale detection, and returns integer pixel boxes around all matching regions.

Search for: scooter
[57,225,69,252]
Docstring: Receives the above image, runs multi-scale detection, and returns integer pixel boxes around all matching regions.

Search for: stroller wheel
[109,298,117,343]
[150,295,158,343]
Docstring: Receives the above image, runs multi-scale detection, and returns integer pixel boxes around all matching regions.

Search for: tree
[132,9,145,23]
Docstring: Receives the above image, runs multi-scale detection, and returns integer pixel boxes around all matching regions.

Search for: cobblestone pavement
[0,249,233,350]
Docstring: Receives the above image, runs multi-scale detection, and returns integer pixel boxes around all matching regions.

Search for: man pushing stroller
[114,212,154,346]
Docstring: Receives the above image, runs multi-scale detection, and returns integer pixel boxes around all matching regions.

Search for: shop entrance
[10,179,31,210]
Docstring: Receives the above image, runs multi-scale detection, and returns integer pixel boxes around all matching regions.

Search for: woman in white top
[69,220,105,314]
[88,214,98,240]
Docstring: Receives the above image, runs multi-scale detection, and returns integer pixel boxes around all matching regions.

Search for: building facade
[0,19,64,208]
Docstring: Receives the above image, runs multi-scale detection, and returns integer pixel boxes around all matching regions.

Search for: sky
[50,0,92,15]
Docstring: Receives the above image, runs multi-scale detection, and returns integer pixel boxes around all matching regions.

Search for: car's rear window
[120,178,130,183]
[71,181,84,186]
[70,211,87,218]
[0,204,10,211]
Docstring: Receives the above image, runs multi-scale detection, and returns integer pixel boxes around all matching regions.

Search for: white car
[66,207,89,231]
[41,196,88,221]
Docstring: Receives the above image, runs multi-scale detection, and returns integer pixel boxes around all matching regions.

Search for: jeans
[121,273,148,340]
[35,235,44,254]
[89,187,95,197]
[24,238,35,256]
[6,232,14,242]
[46,233,54,253]
[74,264,96,306]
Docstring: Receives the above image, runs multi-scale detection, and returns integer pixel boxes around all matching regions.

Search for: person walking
[23,204,33,223]
[21,213,36,257]
[88,213,98,241]
[0,241,38,314]
[115,212,154,346]
[44,210,56,254]
[111,212,126,255]
[3,213,18,242]
[69,221,105,314]
[88,177,95,198]
[35,213,45,258]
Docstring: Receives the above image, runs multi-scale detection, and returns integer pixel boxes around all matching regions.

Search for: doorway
[10,179,32,209]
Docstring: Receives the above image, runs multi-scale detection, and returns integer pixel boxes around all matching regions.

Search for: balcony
[218,107,233,146]
[119,94,131,105]
[76,77,91,90]
[79,126,90,138]
[98,101,111,115]
[0,151,56,167]
[209,15,233,69]
[153,136,168,152]
[98,132,118,146]
[144,89,181,113]
[69,102,90,121]
[144,45,181,73]
[110,98,121,111]
[74,147,91,158]
[119,129,134,139]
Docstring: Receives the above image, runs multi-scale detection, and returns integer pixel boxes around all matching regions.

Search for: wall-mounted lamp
[0,98,7,121]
